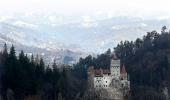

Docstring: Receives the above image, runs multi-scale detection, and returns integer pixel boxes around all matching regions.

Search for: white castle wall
[111,59,120,79]
[94,75,112,89]
[89,58,130,100]
[93,58,130,91]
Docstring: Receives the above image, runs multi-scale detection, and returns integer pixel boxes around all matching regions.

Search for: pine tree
[2,43,8,58]
[52,59,60,99]
[31,54,34,65]
[4,45,22,99]
[34,57,45,93]
[0,43,8,99]
[9,45,16,60]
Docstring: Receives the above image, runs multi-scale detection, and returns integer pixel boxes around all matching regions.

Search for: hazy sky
[0,0,170,17]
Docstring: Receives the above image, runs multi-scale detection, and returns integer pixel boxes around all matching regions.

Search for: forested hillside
[0,26,170,100]
[0,44,86,100]
[114,26,170,100]
[74,26,170,100]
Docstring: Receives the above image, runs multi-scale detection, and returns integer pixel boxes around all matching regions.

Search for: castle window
[106,81,107,83]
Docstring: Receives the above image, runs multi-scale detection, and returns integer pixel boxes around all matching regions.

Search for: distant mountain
[0,22,88,65]
[0,15,170,65]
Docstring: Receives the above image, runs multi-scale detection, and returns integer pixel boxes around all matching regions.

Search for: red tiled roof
[94,68,111,76]
[103,69,111,75]
[121,65,127,74]
[112,53,118,60]
[94,69,103,77]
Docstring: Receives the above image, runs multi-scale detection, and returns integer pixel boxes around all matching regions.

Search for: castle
[87,55,130,100]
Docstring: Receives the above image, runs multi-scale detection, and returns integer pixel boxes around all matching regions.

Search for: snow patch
[140,23,147,27]
[81,16,98,28]
[13,21,38,29]
[112,25,126,30]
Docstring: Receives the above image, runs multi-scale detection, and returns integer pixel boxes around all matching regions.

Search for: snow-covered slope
[0,22,87,65]
[0,15,169,65]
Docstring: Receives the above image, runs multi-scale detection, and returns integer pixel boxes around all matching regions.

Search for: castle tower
[110,55,120,79]
[120,65,127,80]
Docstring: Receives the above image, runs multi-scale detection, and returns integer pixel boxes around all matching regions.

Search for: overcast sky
[0,0,170,17]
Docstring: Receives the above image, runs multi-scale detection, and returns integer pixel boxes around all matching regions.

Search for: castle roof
[112,53,119,60]
[88,66,94,72]
[103,69,111,75]
[94,68,111,77]
[121,65,127,74]
[95,69,102,77]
